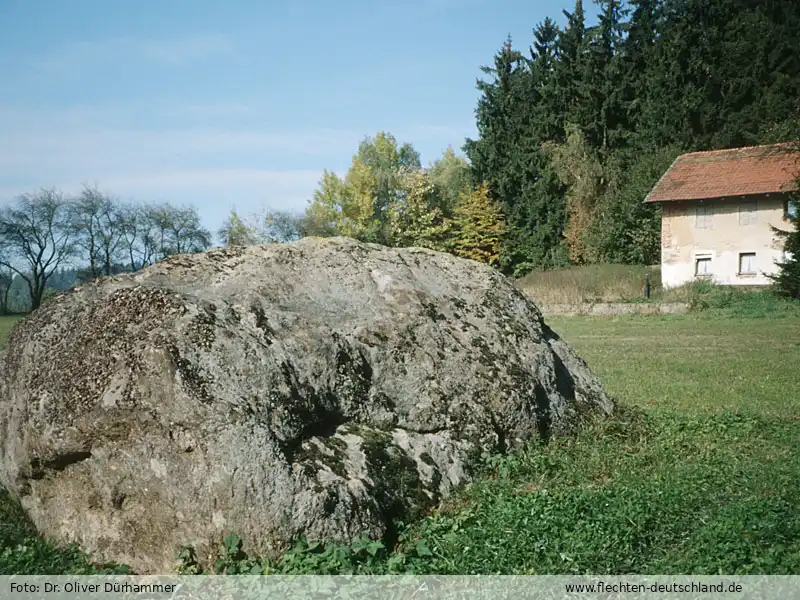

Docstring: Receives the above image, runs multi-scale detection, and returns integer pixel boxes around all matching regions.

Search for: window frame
[695,256,713,277]
[738,252,757,276]
[738,200,757,226]
[695,204,712,229]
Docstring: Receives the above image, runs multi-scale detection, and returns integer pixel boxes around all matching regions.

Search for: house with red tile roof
[644,143,799,288]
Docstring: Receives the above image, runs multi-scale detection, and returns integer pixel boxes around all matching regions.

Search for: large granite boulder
[0,237,612,573]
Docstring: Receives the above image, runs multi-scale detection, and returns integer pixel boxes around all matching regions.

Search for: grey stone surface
[0,237,613,573]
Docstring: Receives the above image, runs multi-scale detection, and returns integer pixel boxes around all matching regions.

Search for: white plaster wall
[659,195,792,289]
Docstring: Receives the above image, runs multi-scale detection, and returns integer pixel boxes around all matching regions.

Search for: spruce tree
[769,142,800,299]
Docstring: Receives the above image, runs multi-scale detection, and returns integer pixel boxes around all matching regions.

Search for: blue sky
[1,0,574,233]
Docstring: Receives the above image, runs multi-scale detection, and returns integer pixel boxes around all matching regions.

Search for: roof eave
[642,154,683,204]
[644,188,797,203]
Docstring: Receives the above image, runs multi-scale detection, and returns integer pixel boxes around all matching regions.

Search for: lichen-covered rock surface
[0,237,613,573]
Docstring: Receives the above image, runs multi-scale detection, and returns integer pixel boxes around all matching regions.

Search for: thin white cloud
[0,104,474,177]
[0,104,363,176]
[85,168,324,224]
[30,33,238,76]
[0,169,317,203]
[134,34,237,66]
[0,127,362,174]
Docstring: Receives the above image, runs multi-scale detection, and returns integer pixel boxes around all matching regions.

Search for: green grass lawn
[0,315,22,350]
[1,312,799,575]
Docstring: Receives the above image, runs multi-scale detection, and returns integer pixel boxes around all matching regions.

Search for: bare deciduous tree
[0,188,75,310]
[118,202,157,271]
[262,209,305,243]
[69,184,127,282]
[144,203,212,259]
[116,202,210,270]
[1,185,213,310]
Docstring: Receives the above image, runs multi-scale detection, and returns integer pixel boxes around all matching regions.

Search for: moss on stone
[357,428,432,523]
[294,435,349,480]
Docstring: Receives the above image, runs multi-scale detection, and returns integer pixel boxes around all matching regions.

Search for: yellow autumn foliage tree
[450,183,505,266]
[340,158,381,242]
[304,170,345,237]
[305,136,508,265]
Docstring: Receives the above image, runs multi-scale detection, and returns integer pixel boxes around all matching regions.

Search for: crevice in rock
[112,492,126,510]
[250,304,274,345]
[533,384,552,445]
[491,416,508,454]
[552,351,576,402]
[541,323,562,343]
[30,451,92,479]
[281,403,347,463]
[171,351,214,405]
[277,360,350,462]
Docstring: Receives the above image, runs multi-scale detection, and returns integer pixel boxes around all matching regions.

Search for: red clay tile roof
[644,143,800,203]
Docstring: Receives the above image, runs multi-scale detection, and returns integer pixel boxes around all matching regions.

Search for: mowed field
[0,312,799,574]
[548,314,800,419]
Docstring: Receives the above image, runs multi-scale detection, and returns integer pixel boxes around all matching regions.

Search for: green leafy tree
[219,208,306,246]
[303,170,347,237]
[387,169,451,251]
[462,0,800,273]
[218,208,260,246]
[588,145,681,265]
[553,0,589,132]
[583,0,629,151]
[428,147,473,217]
[466,35,569,275]
[305,133,421,244]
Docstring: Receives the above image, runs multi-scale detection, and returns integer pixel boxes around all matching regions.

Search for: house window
[784,198,799,220]
[739,252,756,275]
[695,257,712,277]
[695,204,712,228]
[738,200,757,225]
